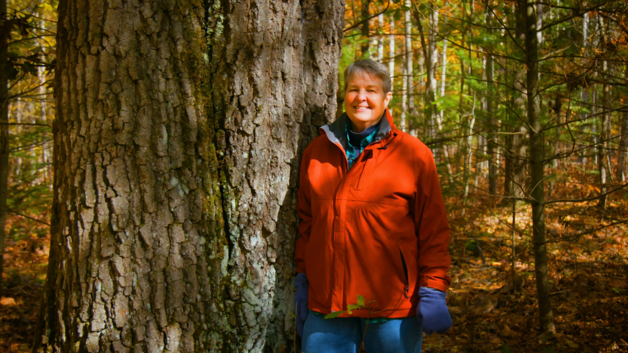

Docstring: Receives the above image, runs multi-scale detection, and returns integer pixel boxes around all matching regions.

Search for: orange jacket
[294,110,451,319]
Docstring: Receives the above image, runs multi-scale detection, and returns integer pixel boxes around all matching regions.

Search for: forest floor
[1,167,627,352]
[423,166,628,353]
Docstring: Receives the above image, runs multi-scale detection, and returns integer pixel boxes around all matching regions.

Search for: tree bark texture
[205,0,343,350]
[522,0,555,333]
[37,0,344,352]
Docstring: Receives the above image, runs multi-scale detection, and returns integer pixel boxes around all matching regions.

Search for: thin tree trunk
[619,65,628,182]
[412,3,437,141]
[619,109,628,182]
[486,51,496,195]
[35,1,344,352]
[462,92,476,218]
[428,7,439,141]
[439,23,447,124]
[377,14,384,63]
[522,0,555,333]
[389,17,395,89]
[598,71,610,210]
[549,96,562,197]
[505,4,528,199]
[403,0,414,133]
[405,0,414,134]
[402,60,408,131]
[0,0,9,292]
[361,0,371,57]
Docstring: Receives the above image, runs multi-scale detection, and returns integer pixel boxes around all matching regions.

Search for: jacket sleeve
[294,146,313,274]
[414,148,452,292]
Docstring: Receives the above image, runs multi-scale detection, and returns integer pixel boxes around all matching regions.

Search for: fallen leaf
[0,297,17,306]
[501,325,515,337]
[565,339,579,349]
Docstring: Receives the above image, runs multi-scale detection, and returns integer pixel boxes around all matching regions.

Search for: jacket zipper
[398,248,410,299]
[354,132,397,190]
[354,149,372,190]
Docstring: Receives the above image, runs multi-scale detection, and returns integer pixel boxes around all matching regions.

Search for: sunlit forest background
[1,0,627,351]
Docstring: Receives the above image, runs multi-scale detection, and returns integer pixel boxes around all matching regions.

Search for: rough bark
[0,0,9,292]
[36,0,344,352]
[206,0,343,350]
[522,0,555,333]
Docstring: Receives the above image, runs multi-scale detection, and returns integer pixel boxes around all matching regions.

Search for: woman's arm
[414,149,452,292]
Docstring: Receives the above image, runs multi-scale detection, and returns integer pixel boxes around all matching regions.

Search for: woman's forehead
[346,72,383,87]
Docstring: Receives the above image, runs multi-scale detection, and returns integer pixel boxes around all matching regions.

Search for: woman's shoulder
[393,130,434,160]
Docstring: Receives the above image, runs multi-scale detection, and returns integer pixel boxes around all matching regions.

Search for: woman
[294,59,452,352]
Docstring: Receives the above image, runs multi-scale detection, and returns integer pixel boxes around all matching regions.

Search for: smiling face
[344,73,392,133]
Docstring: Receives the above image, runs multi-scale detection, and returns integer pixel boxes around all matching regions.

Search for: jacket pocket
[397,245,411,299]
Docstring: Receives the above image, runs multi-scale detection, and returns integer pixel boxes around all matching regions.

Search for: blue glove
[417,286,452,334]
[294,273,309,337]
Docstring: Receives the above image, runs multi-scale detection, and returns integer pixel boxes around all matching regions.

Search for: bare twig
[9,210,50,226]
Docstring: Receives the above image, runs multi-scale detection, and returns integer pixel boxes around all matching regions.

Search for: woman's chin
[348,113,375,123]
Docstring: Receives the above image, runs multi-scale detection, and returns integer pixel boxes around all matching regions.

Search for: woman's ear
[384,92,392,106]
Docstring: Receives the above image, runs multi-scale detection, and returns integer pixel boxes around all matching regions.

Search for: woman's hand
[416,286,452,334]
[294,273,309,337]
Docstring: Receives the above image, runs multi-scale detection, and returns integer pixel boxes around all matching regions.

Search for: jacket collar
[320,109,396,150]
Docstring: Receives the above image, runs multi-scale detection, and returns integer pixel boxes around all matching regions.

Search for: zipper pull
[404,285,410,299]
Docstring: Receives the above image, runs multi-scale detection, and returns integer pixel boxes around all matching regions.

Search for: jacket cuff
[419,276,450,292]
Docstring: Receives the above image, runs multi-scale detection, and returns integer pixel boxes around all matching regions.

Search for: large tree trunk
[0,0,9,291]
[522,0,555,333]
[35,0,344,352]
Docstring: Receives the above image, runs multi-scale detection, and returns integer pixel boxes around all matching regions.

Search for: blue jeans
[302,311,423,353]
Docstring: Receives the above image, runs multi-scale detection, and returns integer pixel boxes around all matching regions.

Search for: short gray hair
[344,59,392,94]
